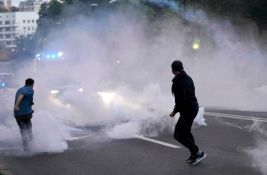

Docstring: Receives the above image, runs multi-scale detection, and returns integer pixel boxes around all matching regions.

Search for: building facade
[19,0,49,12]
[0,12,16,48]
[0,0,52,50]
[0,12,39,49]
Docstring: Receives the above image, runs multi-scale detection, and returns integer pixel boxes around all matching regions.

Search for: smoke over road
[0,2,266,172]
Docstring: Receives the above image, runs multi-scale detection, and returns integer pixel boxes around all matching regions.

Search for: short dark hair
[25,78,34,86]
[171,60,184,72]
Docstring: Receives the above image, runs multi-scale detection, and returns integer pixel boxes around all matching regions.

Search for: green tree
[11,6,19,12]
[35,0,63,49]
[39,0,63,18]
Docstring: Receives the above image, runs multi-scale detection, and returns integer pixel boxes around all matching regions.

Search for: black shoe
[190,152,207,165]
[185,155,195,163]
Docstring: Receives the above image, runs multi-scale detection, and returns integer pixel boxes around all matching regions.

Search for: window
[28,27,30,30]
[32,20,34,23]
[0,34,2,39]
[23,27,26,30]
[32,27,34,30]
[0,21,2,25]
[6,34,11,38]
[5,27,10,31]
[27,20,30,23]
[5,21,10,25]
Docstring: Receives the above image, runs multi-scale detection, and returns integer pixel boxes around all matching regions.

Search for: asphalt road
[0,110,266,175]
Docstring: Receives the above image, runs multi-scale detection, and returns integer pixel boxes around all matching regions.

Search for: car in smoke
[43,77,85,107]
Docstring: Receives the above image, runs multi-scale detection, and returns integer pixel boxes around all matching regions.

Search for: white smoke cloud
[247,141,267,175]
[0,1,266,157]
[30,110,69,153]
[245,122,267,175]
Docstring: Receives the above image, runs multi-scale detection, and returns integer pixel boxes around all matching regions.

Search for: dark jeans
[15,114,33,151]
[174,107,199,156]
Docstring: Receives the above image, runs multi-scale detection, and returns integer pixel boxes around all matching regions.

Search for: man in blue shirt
[14,78,34,151]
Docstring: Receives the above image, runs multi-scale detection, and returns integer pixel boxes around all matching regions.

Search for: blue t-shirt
[14,86,34,116]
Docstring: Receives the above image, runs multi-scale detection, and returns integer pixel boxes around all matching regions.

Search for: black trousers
[15,114,33,151]
[174,107,199,156]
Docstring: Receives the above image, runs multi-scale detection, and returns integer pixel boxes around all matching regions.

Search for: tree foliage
[177,0,267,29]
[39,0,63,18]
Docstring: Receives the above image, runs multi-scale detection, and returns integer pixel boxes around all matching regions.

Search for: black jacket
[172,71,198,114]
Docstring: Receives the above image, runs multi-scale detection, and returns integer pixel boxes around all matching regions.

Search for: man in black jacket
[170,60,206,165]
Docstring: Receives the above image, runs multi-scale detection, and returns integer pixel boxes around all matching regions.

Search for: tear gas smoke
[247,141,267,175]
[245,122,267,175]
[0,1,266,158]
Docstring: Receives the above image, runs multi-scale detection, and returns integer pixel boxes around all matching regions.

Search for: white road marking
[66,135,91,141]
[224,122,243,129]
[205,112,267,123]
[135,135,181,149]
[67,134,181,149]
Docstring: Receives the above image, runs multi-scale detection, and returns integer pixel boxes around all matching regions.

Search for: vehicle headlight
[97,92,115,106]
[50,89,60,94]
[77,88,84,92]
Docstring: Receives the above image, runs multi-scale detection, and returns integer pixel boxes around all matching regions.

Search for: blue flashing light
[1,82,5,87]
[51,54,56,59]
[41,51,63,60]
[46,54,51,59]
